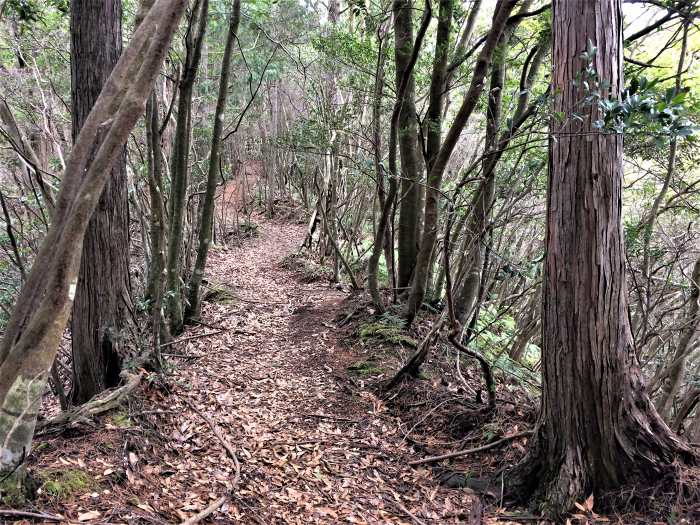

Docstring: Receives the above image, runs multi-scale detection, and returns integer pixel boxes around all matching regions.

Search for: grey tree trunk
[393,0,423,291]
[165,0,209,335]
[186,0,241,322]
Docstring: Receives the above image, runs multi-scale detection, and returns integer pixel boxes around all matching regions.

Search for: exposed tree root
[37,372,141,433]
[409,430,532,466]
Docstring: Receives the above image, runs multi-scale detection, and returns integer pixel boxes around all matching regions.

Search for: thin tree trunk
[453,19,547,326]
[186,0,242,321]
[0,0,187,483]
[405,0,520,324]
[394,0,423,291]
[165,0,209,335]
[657,258,700,419]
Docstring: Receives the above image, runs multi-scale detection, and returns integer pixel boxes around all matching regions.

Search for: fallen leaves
[28,216,478,524]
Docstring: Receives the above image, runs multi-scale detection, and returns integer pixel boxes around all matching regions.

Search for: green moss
[0,471,34,506]
[40,469,96,501]
[358,322,418,348]
[202,282,237,304]
[348,361,384,376]
[109,410,132,428]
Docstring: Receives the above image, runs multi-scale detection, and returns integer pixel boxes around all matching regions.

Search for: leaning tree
[508,0,696,517]
[0,0,187,486]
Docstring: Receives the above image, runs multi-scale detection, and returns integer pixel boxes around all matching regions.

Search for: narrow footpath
[31,217,478,524]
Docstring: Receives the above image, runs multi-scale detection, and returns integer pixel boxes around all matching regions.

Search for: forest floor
[18,212,695,525]
[23,214,492,524]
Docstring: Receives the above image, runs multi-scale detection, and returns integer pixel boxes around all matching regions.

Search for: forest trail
[31,216,478,524]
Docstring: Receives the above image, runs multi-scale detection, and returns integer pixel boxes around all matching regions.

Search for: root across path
[28,217,478,524]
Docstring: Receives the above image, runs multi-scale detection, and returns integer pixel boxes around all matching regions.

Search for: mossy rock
[280,253,333,283]
[39,469,97,501]
[348,361,384,376]
[202,282,237,304]
[358,322,418,348]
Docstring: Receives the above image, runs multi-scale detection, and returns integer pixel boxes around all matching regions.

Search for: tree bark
[69,0,132,404]
[186,0,241,321]
[165,0,209,335]
[507,0,695,517]
[393,0,423,291]
[0,0,187,480]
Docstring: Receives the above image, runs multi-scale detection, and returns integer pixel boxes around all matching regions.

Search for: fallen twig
[178,496,227,525]
[160,329,224,348]
[184,399,241,480]
[409,431,532,466]
[391,500,427,525]
[0,509,63,521]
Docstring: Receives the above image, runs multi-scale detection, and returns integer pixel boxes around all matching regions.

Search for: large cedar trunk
[70,0,132,404]
[508,0,694,517]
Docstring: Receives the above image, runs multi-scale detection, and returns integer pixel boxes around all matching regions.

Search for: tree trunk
[507,0,695,517]
[165,0,209,335]
[451,1,540,326]
[70,0,132,404]
[393,0,422,291]
[404,0,520,324]
[186,0,241,322]
[656,257,700,420]
[0,0,187,480]
[403,0,452,319]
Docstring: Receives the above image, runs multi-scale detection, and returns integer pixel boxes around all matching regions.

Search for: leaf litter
[24,215,479,524]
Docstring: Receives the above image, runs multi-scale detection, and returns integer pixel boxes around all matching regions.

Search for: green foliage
[0,471,36,506]
[3,0,68,23]
[574,41,697,140]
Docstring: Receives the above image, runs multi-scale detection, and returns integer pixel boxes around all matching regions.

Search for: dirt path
[30,217,477,524]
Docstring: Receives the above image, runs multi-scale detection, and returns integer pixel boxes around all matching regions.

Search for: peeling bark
[506,1,695,517]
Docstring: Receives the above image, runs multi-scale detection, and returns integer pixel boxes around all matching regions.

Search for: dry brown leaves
[25,215,477,524]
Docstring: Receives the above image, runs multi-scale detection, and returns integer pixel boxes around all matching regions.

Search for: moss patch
[202,282,237,304]
[280,252,333,283]
[0,471,37,506]
[108,410,132,428]
[348,361,384,376]
[358,321,418,348]
[40,469,97,501]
